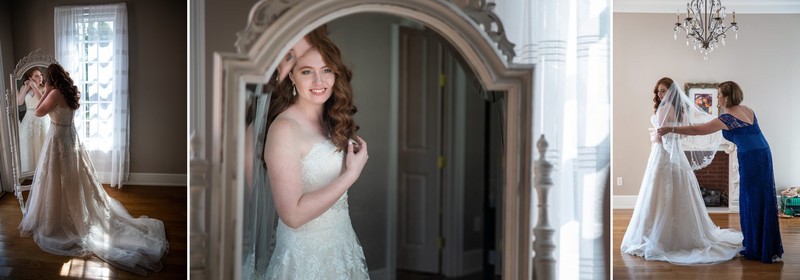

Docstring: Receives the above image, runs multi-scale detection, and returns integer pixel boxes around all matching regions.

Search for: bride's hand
[649,131,662,143]
[344,136,369,179]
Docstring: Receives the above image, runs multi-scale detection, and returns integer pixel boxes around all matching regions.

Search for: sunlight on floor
[60,258,112,279]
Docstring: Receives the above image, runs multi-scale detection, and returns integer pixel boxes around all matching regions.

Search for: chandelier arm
[703,0,712,44]
[721,24,737,35]
[676,0,737,57]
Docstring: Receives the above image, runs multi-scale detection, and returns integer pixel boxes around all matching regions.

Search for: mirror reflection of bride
[17,67,50,172]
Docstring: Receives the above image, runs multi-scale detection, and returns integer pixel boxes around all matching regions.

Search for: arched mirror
[195,0,535,279]
[2,49,58,213]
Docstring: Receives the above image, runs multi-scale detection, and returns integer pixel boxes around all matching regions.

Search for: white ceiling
[614,0,800,14]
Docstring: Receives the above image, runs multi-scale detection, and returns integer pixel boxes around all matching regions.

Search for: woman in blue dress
[658,81,783,263]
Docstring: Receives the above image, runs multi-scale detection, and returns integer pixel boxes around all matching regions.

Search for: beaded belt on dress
[50,121,72,127]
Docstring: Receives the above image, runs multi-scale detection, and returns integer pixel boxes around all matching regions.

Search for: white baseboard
[127,173,186,186]
[615,195,743,213]
[706,207,732,213]
[369,268,388,280]
[96,172,186,186]
[613,195,638,209]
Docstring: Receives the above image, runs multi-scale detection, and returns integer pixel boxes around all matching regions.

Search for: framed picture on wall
[684,82,719,123]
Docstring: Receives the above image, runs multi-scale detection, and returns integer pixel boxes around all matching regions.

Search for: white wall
[613,13,800,202]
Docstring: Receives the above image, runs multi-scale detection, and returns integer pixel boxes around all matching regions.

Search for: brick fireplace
[686,141,741,212]
[694,151,730,207]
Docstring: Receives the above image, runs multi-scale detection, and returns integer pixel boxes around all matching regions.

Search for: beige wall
[613,13,800,199]
[8,0,187,176]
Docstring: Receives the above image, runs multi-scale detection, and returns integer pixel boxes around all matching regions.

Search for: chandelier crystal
[674,0,738,60]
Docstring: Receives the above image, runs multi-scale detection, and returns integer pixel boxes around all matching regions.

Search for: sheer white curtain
[496,0,610,279]
[55,4,129,188]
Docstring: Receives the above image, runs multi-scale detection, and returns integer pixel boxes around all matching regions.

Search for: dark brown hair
[653,77,674,113]
[46,64,80,110]
[267,25,358,151]
[718,81,743,107]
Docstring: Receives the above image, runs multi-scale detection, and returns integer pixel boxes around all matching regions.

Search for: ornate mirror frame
[2,49,58,213]
[198,0,535,278]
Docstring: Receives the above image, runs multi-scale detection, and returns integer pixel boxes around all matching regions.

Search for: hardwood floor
[0,185,186,280]
[613,209,800,279]
[396,270,494,280]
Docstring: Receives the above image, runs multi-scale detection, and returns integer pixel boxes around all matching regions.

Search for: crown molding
[614,0,800,14]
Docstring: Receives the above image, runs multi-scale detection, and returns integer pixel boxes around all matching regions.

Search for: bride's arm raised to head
[17,81,31,105]
[264,117,368,229]
[34,88,60,117]
[29,83,45,101]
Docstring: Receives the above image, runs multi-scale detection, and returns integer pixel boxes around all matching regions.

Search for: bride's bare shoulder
[267,114,302,143]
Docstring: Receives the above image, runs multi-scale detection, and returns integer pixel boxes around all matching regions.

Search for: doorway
[396,25,504,279]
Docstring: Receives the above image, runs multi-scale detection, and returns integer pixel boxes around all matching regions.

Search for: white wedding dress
[18,93,50,172]
[261,140,369,280]
[19,106,168,276]
[619,114,743,264]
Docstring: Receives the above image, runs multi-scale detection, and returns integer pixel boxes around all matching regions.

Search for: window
[76,17,116,151]
[55,4,129,187]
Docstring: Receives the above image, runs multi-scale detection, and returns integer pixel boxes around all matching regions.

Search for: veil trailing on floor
[620,81,742,265]
[655,82,722,170]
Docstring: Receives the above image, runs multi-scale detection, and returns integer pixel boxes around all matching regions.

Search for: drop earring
[292,84,297,96]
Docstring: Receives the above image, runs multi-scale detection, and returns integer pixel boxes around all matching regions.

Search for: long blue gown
[719,113,783,263]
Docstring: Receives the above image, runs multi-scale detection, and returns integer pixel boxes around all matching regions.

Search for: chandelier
[674,0,738,60]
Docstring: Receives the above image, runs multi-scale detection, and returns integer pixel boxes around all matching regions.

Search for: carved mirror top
[235,0,516,63]
[12,49,58,79]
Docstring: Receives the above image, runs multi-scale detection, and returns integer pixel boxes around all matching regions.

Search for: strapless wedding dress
[18,93,50,172]
[18,106,168,276]
[619,115,743,264]
[259,140,369,280]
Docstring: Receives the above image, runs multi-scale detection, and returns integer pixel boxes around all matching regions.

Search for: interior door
[397,26,442,273]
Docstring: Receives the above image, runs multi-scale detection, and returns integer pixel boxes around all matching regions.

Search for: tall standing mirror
[195,1,535,279]
[2,49,58,213]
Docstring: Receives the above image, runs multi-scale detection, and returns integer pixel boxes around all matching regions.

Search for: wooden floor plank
[614,209,800,279]
[0,185,186,279]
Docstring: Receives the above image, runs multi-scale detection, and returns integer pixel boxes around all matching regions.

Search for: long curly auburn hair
[652,77,673,113]
[47,63,81,110]
[267,26,358,152]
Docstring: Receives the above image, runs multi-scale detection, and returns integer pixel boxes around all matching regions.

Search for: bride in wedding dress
[253,26,369,279]
[17,68,50,171]
[18,64,168,276]
[620,77,743,264]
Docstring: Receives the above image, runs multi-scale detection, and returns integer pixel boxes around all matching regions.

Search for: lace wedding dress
[18,93,50,171]
[620,83,743,264]
[18,106,168,276]
[261,140,369,280]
